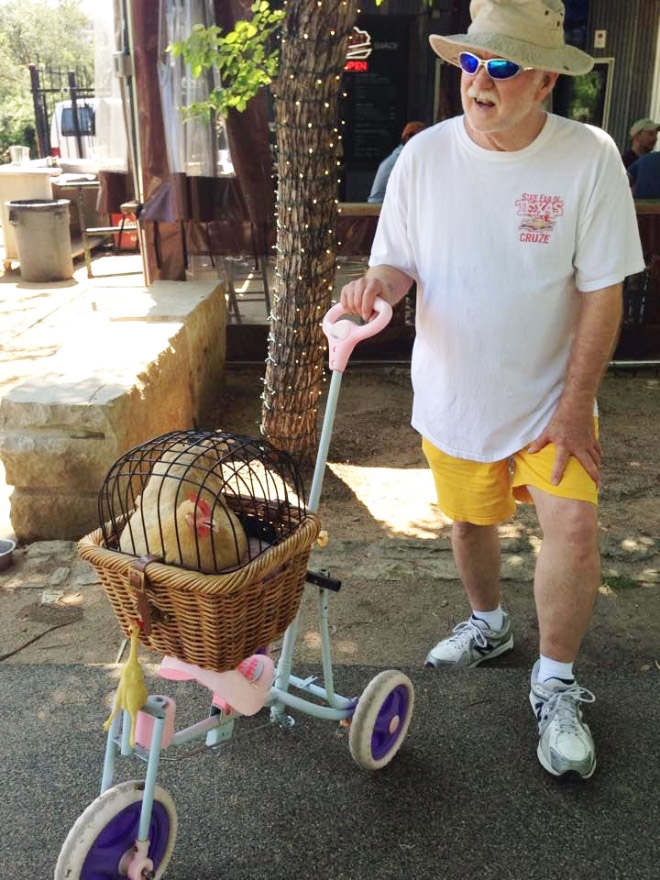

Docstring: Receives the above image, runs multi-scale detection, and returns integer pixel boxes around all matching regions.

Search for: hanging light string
[261,0,358,454]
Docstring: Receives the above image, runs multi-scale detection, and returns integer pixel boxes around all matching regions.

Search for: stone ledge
[0,280,227,541]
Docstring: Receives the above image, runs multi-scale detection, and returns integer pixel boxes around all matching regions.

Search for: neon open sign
[344,59,368,72]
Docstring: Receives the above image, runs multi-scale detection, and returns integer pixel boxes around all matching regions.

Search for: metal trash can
[7,199,74,282]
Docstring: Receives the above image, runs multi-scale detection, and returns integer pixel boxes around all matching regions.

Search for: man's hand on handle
[340,276,387,322]
[339,265,414,322]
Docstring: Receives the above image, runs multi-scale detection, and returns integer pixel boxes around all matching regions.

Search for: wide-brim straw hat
[429,0,594,77]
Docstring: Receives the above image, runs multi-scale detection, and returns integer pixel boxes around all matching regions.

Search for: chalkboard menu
[340,15,410,197]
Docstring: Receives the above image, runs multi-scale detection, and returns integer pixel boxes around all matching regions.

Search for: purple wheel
[55,780,177,879]
[349,670,415,770]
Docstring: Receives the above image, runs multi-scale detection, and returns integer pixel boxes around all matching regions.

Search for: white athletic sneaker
[424,613,514,669]
[529,660,596,779]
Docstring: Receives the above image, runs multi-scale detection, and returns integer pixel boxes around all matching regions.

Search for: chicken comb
[189,494,211,518]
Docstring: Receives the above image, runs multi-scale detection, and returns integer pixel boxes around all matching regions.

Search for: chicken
[119,441,248,572]
[104,625,148,748]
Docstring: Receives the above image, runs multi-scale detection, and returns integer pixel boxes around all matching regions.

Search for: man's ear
[536,71,559,102]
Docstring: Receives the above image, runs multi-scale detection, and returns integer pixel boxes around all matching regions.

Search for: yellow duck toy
[104,624,148,748]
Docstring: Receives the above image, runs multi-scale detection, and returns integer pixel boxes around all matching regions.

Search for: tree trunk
[260,0,357,463]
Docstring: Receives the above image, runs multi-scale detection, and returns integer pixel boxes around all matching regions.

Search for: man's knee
[542,500,598,551]
[452,520,495,541]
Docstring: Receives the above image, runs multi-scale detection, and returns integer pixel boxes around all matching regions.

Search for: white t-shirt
[369,113,645,462]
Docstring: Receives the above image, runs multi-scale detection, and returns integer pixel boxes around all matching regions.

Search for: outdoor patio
[0,246,396,543]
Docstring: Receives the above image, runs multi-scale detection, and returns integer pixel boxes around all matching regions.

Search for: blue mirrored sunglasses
[458,51,531,81]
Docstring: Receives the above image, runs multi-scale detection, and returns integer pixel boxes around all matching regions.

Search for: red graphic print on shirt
[515,193,564,244]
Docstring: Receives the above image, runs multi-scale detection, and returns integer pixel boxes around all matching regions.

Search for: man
[367,121,426,203]
[622,118,659,169]
[628,149,660,200]
[340,0,644,780]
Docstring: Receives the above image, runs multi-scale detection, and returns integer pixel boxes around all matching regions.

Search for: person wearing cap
[340,0,644,781]
[622,118,659,169]
[367,122,427,203]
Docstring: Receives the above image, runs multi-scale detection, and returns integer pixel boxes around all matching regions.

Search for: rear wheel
[55,780,177,879]
[349,670,414,770]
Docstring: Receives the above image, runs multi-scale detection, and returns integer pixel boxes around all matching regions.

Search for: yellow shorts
[421,429,599,526]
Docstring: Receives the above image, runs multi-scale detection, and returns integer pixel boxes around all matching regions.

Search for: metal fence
[28,65,95,159]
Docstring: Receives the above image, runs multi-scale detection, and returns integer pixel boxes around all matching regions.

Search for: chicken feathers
[119,441,248,572]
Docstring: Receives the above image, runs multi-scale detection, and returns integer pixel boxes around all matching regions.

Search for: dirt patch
[215,364,660,536]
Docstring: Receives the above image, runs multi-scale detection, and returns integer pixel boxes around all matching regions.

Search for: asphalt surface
[1,661,658,880]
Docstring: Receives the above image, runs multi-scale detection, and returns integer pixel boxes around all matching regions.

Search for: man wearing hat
[340,0,644,780]
[367,121,427,203]
[622,118,659,169]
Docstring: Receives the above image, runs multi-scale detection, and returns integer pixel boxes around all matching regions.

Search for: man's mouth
[467,88,498,109]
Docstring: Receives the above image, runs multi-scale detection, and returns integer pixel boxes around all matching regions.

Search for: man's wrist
[557,389,595,415]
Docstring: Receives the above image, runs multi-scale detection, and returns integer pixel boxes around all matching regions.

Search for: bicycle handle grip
[322,297,393,372]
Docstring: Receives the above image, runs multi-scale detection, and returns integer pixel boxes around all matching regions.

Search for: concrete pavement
[1,661,658,879]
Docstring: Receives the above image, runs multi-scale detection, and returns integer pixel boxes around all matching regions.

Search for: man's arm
[340,264,414,322]
[527,283,623,485]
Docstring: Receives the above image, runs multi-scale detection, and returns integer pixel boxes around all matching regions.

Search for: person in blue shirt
[367,121,426,203]
[628,151,660,200]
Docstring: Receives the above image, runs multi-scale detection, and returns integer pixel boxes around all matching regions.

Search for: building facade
[340,0,660,201]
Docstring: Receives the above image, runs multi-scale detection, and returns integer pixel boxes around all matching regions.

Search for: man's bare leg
[451,521,502,612]
[526,486,599,779]
[425,521,512,668]
[527,487,599,662]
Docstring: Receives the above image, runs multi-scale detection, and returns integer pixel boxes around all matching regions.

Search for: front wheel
[55,780,177,879]
[349,670,414,770]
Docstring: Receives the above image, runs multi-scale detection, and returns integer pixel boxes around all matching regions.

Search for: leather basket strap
[128,555,159,636]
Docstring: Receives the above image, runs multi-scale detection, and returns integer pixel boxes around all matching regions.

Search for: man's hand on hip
[527,404,601,486]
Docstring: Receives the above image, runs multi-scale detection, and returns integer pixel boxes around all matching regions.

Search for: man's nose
[473,64,495,88]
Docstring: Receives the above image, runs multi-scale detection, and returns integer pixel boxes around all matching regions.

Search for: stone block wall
[0,280,227,541]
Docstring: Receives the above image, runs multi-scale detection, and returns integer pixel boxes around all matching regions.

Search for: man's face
[636,128,658,153]
[460,51,554,137]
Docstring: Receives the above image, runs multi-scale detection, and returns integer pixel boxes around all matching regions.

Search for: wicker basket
[79,507,321,672]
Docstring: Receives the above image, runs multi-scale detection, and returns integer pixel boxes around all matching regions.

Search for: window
[552,59,615,130]
[61,104,96,137]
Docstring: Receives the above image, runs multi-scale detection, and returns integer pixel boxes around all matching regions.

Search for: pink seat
[158,654,274,716]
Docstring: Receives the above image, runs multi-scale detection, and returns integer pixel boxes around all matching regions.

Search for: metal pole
[307,370,344,513]
[124,0,144,204]
[116,0,149,282]
[29,65,48,158]
[68,70,83,159]
[609,359,660,369]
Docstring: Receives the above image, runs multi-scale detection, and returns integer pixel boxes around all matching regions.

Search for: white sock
[471,605,504,631]
[538,654,574,682]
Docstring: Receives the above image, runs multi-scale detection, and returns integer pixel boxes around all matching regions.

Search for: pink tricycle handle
[322,297,393,371]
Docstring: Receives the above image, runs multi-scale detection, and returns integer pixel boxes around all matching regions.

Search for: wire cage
[78,430,321,671]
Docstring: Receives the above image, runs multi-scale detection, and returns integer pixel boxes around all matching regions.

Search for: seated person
[367,121,426,203]
[628,150,660,199]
